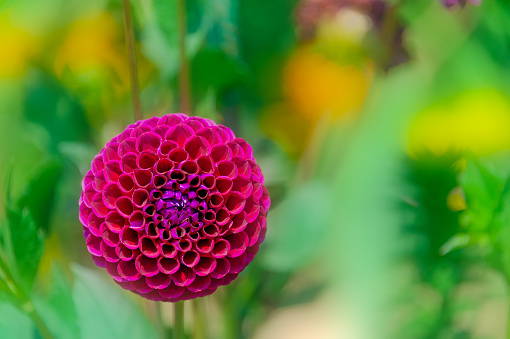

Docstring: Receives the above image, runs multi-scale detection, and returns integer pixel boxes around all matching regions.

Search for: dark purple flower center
[147,177,208,241]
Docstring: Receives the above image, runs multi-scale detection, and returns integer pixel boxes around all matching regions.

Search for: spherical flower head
[78,114,270,301]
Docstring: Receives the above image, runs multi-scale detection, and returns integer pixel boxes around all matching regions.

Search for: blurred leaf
[276,282,325,308]
[33,263,80,339]
[202,0,239,56]
[261,182,332,272]
[23,70,91,150]
[191,49,249,99]
[6,207,43,292]
[72,265,157,339]
[58,142,96,176]
[460,158,506,232]
[143,0,205,80]
[439,233,471,255]
[17,158,62,234]
[0,302,34,339]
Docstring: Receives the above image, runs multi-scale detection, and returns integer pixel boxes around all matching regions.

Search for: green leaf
[261,182,332,272]
[460,158,506,232]
[202,0,239,56]
[58,142,96,176]
[17,158,62,234]
[6,207,43,292]
[32,263,80,339]
[72,265,157,339]
[0,302,34,339]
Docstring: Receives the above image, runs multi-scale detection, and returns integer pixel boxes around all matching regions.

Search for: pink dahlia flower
[78,114,270,301]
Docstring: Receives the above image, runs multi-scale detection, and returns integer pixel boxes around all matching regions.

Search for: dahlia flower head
[79,113,270,301]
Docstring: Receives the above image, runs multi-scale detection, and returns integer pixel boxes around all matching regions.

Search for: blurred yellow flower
[54,13,129,90]
[283,47,372,120]
[0,17,37,78]
[408,90,510,156]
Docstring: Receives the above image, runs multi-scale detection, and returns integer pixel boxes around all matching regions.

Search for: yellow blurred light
[447,187,467,212]
[283,47,372,121]
[0,17,37,78]
[54,13,128,86]
[408,90,510,156]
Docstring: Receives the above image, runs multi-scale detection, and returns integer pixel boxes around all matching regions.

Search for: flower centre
[149,179,207,236]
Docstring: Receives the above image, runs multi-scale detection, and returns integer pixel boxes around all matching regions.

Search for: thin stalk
[152,302,165,339]
[121,0,143,121]
[177,0,191,114]
[23,301,54,339]
[192,299,206,339]
[174,301,185,339]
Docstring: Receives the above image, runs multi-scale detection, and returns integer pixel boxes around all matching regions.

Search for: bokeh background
[1,0,510,338]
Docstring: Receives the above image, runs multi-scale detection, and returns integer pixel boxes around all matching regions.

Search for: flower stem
[23,301,54,339]
[192,299,206,339]
[121,0,143,121]
[177,0,191,114]
[174,301,185,339]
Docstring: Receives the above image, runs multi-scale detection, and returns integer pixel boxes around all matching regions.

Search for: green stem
[192,299,206,339]
[153,302,165,339]
[121,0,143,121]
[23,300,54,339]
[174,301,185,339]
[177,0,191,114]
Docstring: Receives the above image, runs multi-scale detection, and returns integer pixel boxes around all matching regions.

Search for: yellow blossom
[408,90,510,156]
[283,47,372,121]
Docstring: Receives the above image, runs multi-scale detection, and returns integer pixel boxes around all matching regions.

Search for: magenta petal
[158,257,180,274]
[133,169,152,188]
[118,259,141,281]
[181,250,200,268]
[211,239,230,258]
[136,151,158,170]
[146,272,172,289]
[120,227,139,249]
[196,156,214,173]
[102,183,123,209]
[104,160,122,183]
[228,253,247,274]
[171,266,196,287]
[184,136,211,159]
[186,275,211,293]
[139,236,160,258]
[215,161,238,179]
[119,138,137,158]
[193,256,217,276]
[86,233,102,256]
[105,261,123,282]
[115,243,134,261]
[161,243,178,258]
[115,196,134,218]
[159,282,185,299]
[120,153,138,174]
[131,277,153,293]
[90,193,109,218]
[136,132,162,153]
[225,231,249,258]
[210,258,230,279]
[196,238,214,254]
[216,177,233,195]
[165,124,194,146]
[224,192,246,214]
[91,154,105,175]
[135,254,160,277]
[244,220,262,247]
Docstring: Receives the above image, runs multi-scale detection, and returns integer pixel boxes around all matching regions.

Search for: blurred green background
[2,0,510,338]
